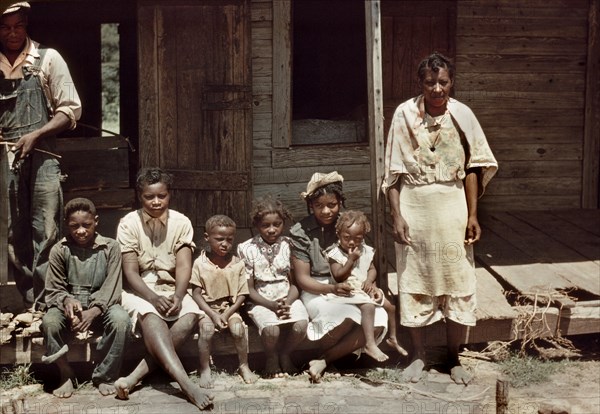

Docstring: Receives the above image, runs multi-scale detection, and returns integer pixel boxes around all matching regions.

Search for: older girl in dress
[237,195,309,377]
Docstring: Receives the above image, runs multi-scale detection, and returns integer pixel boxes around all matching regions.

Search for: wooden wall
[250,0,373,221]
[455,0,596,211]
[249,0,598,220]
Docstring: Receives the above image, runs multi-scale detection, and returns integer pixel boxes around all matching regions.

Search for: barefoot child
[326,210,407,362]
[191,215,257,387]
[114,167,213,410]
[42,198,131,398]
[237,196,309,378]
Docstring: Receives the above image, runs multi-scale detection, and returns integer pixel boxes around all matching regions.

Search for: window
[291,0,368,145]
[101,23,120,134]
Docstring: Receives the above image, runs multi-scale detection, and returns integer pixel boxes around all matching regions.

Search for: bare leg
[359,303,388,362]
[116,314,213,409]
[52,357,75,398]
[229,317,257,384]
[309,320,384,383]
[383,298,408,356]
[403,327,426,383]
[447,320,472,385]
[261,324,282,378]
[197,316,215,388]
[279,319,308,375]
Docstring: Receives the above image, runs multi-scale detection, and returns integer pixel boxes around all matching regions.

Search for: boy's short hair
[205,214,236,233]
[136,167,173,193]
[64,197,97,219]
[335,210,371,234]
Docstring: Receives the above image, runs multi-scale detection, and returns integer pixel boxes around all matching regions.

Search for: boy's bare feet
[402,358,426,383]
[450,365,473,385]
[182,385,214,410]
[364,344,389,362]
[97,382,116,396]
[280,354,299,375]
[198,368,214,389]
[238,363,258,384]
[308,359,327,383]
[386,337,408,356]
[52,378,75,398]
[264,354,282,378]
[114,376,138,400]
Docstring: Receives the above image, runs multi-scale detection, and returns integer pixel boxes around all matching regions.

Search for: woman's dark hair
[64,197,97,219]
[136,167,173,193]
[251,194,293,227]
[305,182,346,214]
[417,52,455,82]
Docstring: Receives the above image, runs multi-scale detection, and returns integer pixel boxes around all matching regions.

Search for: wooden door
[381,0,457,135]
[138,0,252,231]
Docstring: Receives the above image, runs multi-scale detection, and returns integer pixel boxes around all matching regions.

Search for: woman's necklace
[424,112,448,152]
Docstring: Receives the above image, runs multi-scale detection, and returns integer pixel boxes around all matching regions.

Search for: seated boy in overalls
[41,197,131,398]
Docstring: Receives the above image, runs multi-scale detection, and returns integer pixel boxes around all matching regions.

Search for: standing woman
[382,52,498,384]
[289,172,388,383]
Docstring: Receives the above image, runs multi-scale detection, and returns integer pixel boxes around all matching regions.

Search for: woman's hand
[392,214,411,245]
[165,294,183,317]
[465,216,481,245]
[150,294,174,316]
[362,280,376,296]
[331,282,353,297]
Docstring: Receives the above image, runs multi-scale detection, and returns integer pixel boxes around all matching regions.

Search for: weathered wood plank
[474,267,518,320]
[455,73,585,93]
[491,143,582,161]
[0,150,8,285]
[479,195,581,211]
[456,92,584,110]
[250,0,271,22]
[271,146,370,168]
[582,0,600,208]
[511,211,599,264]
[494,160,581,179]
[458,17,587,38]
[253,165,370,185]
[485,177,581,196]
[272,0,291,148]
[550,209,600,237]
[63,189,135,209]
[456,36,587,56]
[459,3,589,19]
[479,212,600,297]
[54,136,130,152]
[455,54,587,74]
[167,170,250,191]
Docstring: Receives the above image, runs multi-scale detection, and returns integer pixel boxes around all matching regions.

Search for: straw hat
[300,171,344,200]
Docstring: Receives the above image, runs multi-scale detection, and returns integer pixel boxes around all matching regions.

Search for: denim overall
[41,243,131,385]
[0,47,63,309]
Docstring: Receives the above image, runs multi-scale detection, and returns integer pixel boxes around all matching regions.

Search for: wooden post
[496,378,509,414]
[272,0,292,149]
[365,0,388,291]
[1,148,8,286]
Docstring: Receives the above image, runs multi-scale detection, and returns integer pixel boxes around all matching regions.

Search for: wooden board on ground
[479,211,600,298]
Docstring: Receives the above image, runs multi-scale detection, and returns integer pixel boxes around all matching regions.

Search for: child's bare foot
[198,368,214,389]
[114,376,138,400]
[97,382,116,396]
[263,355,282,378]
[238,364,258,384]
[52,378,75,398]
[308,359,327,383]
[280,354,299,375]
[184,386,214,410]
[364,344,389,362]
[450,365,473,385]
[386,337,408,356]
[402,358,426,383]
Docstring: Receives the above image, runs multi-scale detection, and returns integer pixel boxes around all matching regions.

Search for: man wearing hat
[1,2,82,309]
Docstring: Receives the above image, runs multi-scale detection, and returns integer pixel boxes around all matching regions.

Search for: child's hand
[276,298,291,320]
[347,246,362,262]
[64,297,83,322]
[210,312,227,330]
[332,282,353,297]
[362,281,376,296]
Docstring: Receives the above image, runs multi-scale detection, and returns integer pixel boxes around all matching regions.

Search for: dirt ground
[1,334,599,414]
